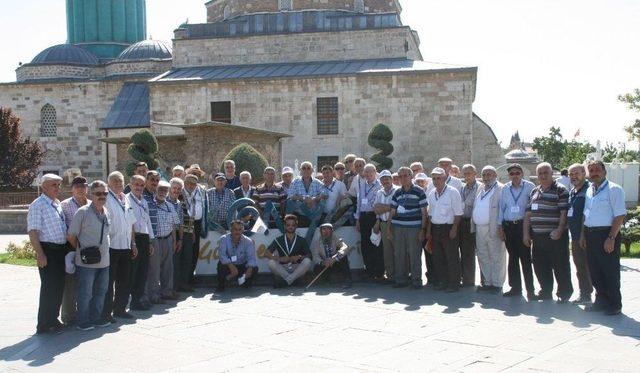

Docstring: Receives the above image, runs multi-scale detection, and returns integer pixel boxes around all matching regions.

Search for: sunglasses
[335,167,345,171]
[509,172,522,176]
[93,192,108,197]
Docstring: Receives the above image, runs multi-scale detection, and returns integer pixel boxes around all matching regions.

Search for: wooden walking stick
[306,266,329,289]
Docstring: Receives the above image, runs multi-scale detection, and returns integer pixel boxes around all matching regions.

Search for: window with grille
[279,0,293,11]
[223,5,231,20]
[40,104,57,137]
[211,101,231,123]
[316,97,339,135]
[354,0,365,13]
[318,156,339,169]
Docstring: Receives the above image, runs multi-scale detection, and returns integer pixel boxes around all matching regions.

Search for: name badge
[510,206,520,213]
[567,208,574,218]
[397,205,407,214]
[531,203,539,211]
[583,209,590,218]
[362,198,369,206]
[231,255,237,262]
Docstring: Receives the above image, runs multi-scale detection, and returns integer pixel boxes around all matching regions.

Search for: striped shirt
[127,192,155,238]
[527,181,570,234]
[152,198,180,238]
[391,185,428,227]
[61,197,89,229]
[254,183,287,209]
[143,189,158,236]
[27,194,68,244]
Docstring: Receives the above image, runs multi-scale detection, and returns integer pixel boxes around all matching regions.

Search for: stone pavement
[0,235,28,254]
[0,261,639,372]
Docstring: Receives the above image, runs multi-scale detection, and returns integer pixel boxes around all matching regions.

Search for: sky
[1,0,639,149]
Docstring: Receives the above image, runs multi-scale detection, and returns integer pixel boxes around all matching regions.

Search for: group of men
[27,155,626,334]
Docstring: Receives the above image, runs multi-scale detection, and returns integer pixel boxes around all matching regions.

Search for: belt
[584,226,610,233]
[134,232,150,237]
[41,242,67,249]
[156,233,172,240]
[503,220,523,225]
[432,223,452,228]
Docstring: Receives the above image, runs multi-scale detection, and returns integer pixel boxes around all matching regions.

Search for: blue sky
[1,0,639,149]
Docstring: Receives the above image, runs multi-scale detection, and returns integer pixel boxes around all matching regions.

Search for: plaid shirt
[60,197,89,229]
[288,177,327,199]
[150,197,180,238]
[206,188,235,226]
[27,194,68,244]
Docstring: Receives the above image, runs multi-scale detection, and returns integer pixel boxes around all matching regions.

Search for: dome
[116,40,172,61]
[505,149,534,160]
[31,44,100,66]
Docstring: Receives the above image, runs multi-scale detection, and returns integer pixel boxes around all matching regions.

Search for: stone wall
[105,60,172,77]
[0,80,124,179]
[471,114,506,168]
[0,210,28,234]
[16,64,104,82]
[172,27,421,68]
[148,69,503,171]
[206,0,401,23]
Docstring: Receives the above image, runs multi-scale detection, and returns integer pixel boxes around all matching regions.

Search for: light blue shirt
[584,179,626,227]
[219,233,257,267]
[498,180,535,223]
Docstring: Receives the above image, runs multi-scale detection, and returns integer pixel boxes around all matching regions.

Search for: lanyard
[324,181,336,193]
[130,194,147,212]
[435,187,447,201]
[50,201,65,222]
[509,183,525,204]
[361,179,377,198]
[156,200,170,213]
[109,191,126,213]
[481,183,497,201]
[592,180,609,198]
[284,235,297,256]
[185,190,196,217]
[462,183,476,200]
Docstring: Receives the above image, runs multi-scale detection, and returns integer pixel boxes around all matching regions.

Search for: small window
[318,156,339,169]
[40,104,57,137]
[223,5,231,20]
[211,101,231,123]
[279,0,293,11]
[354,0,365,13]
[316,97,339,135]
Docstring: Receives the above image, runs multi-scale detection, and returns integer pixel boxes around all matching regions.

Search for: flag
[574,128,581,139]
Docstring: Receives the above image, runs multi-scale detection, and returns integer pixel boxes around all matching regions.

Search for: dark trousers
[174,232,194,290]
[314,256,352,282]
[103,249,132,316]
[423,244,437,285]
[432,224,460,289]
[504,221,534,293]
[190,219,202,284]
[216,262,258,289]
[571,240,593,297]
[130,233,150,305]
[585,229,622,310]
[459,218,476,286]
[532,231,573,299]
[359,212,384,277]
[37,243,67,331]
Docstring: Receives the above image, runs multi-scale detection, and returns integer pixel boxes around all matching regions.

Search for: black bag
[79,209,106,265]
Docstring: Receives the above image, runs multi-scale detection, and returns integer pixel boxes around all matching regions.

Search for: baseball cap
[431,167,446,176]
[71,176,87,186]
[282,167,294,175]
[379,170,392,178]
[158,180,171,189]
[415,173,429,181]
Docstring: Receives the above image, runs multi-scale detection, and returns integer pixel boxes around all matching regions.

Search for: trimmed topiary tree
[221,143,269,184]
[126,129,159,176]
[368,123,394,171]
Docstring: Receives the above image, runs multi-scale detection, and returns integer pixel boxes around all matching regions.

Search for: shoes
[342,281,353,289]
[150,298,166,305]
[477,285,492,292]
[93,319,111,328]
[215,285,226,292]
[445,287,459,293]
[557,298,569,304]
[571,295,592,305]
[393,283,408,288]
[106,316,117,324]
[76,324,95,331]
[605,308,622,316]
[461,282,475,288]
[527,292,539,302]
[161,292,178,301]
[36,323,65,335]
[412,284,424,290]
[178,285,194,293]
[503,289,522,297]
[130,302,151,311]
[113,311,134,319]
[584,304,606,312]
[536,292,553,301]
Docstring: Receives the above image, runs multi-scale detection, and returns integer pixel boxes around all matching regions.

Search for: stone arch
[40,104,57,137]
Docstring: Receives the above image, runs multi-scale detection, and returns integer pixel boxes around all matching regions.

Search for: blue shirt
[219,233,257,267]
[288,177,326,199]
[390,185,428,228]
[567,181,589,238]
[584,179,626,228]
[498,180,535,223]
[356,178,382,215]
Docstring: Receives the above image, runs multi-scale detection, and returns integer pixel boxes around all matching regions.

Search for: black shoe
[342,281,353,289]
[557,298,569,304]
[412,284,424,290]
[113,311,134,319]
[130,302,151,311]
[537,292,553,301]
[215,285,226,292]
[571,295,592,305]
[584,303,606,312]
[393,283,408,288]
[605,308,622,316]
[527,292,539,302]
[503,289,522,297]
[94,319,111,328]
[445,286,458,293]
[178,285,195,293]
[477,285,491,292]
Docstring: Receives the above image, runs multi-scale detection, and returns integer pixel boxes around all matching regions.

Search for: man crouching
[216,220,259,292]
[264,214,312,287]
[311,223,353,289]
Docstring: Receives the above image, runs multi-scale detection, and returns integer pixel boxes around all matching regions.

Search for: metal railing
[0,191,72,209]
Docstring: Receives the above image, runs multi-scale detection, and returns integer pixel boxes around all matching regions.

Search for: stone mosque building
[0,0,504,180]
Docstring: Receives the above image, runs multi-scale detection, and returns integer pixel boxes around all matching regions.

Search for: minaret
[66,0,146,59]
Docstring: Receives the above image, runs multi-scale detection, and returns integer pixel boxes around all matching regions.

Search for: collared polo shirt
[219,233,257,267]
[106,191,137,250]
[499,180,535,223]
[427,185,463,225]
[288,177,326,199]
[27,194,68,244]
[584,179,626,228]
[321,178,347,213]
[68,203,111,269]
[390,185,427,228]
[567,181,589,238]
[526,181,569,234]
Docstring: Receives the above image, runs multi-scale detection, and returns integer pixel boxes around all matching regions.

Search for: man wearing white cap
[473,166,506,293]
[414,173,430,191]
[426,157,464,195]
[426,167,463,292]
[310,223,353,288]
[278,166,294,195]
[374,170,398,283]
[28,173,68,334]
[172,165,185,180]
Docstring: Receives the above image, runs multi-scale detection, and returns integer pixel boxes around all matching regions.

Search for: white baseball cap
[415,173,429,181]
[431,167,446,176]
[41,173,63,183]
[282,167,294,175]
[158,180,171,189]
[379,170,392,178]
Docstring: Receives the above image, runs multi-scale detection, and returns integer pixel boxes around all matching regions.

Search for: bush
[126,129,159,176]
[221,143,269,184]
[0,107,45,188]
[6,240,36,260]
[368,123,394,171]
[621,208,640,254]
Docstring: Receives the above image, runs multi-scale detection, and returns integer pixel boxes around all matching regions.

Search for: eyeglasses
[509,172,522,176]
[335,167,345,171]
[93,192,108,197]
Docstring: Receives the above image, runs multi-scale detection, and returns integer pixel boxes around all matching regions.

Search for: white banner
[195,227,364,275]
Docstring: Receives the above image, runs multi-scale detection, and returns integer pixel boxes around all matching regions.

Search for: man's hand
[579,235,587,250]
[604,237,615,254]
[449,227,457,240]
[131,246,138,259]
[323,258,335,268]
[549,228,562,241]
[387,226,393,241]
[36,251,48,268]
[498,227,505,242]
[523,234,532,248]
[245,266,254,279]
[356,220,360,232]
[149,245,155,256]
[228,264,239,278]
[174,240,182,253]
[373,221,380,234]
[418,229,425,242]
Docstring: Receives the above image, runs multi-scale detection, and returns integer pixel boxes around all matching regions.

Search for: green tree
[561,141,595,169]
[367,123,394,170]
[0,107,45,188]
[618,89,640,146]
[221,143,269,184]
[125,129,159,176]
[532,127,565,168]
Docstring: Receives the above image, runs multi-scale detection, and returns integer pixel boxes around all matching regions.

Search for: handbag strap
[79,206,106,248]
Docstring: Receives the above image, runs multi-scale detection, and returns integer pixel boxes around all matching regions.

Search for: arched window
[40,104,57,137]
[279,0,293,11]
[354,0,365,13]
[223,5,231,20]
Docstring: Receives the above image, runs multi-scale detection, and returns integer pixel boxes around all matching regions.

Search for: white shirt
[128,192,155,239]
[106,192,137,250]
[348,174,362,198]
[183,186,204,220]
[472,185,495,226]
[322,179,347,214]
[375,185,398,222]
[426,175,463,196]
[557,176,572,191]
[427,185,463,225]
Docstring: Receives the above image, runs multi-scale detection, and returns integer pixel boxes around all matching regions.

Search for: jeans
[286,199,325,243]
[76,266,109,326]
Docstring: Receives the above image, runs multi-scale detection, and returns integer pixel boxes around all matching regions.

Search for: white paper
[231,255,237,262]
[238,275,246,286]
[567,208,574,217]
[531,203,539,211]
[510,206,520,213]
